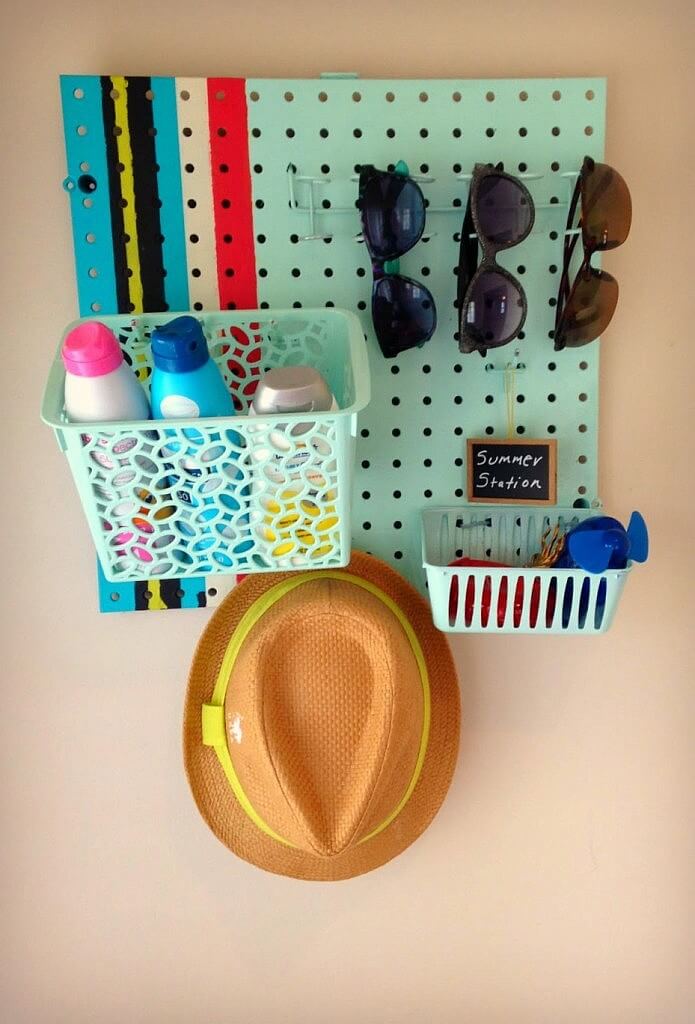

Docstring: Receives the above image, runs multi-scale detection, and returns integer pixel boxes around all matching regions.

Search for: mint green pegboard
[244,76,605,589]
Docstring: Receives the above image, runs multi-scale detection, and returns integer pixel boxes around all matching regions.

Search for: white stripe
[175,77,220,309]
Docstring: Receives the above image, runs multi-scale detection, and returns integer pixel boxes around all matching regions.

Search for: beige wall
[1,1,693,1021]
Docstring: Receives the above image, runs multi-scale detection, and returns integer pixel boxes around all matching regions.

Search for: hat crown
[226,579,425,857]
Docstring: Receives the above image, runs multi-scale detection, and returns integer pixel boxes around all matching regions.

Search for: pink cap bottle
[62,322,150,423]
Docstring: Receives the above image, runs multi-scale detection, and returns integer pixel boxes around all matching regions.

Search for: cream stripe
[175,77,220,309]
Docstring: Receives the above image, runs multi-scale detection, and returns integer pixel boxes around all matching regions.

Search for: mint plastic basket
[422,506,631,635]
[42,309,370,582]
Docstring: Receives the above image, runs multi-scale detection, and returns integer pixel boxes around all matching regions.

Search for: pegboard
[59,74,605,610]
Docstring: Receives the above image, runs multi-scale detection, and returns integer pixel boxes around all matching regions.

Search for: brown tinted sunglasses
[553,156,632,351]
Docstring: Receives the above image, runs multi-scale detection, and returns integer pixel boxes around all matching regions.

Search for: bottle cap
[151,316,209,374]
[62,321,124,377]
[252,366,333,414]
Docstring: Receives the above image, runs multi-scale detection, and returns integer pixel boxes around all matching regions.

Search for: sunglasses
[358,163,437,358]
[554,156,631,351]
[457,164,535,357]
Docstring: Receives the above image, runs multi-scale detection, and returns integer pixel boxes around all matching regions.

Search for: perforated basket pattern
[43,309,369,582]
[422,506,630,634]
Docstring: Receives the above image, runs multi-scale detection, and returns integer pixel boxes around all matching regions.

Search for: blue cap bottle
[150,316,234,419]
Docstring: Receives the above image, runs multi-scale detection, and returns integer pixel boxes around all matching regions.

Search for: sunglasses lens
[476,175,533,245]
[555,269,618,349]
[461,271,525,351]
[582,162,632,250]
[360,171,426,261]
[372,276,436,357]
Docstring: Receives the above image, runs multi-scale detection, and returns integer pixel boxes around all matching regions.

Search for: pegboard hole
[393,428,402,437]
[88,267,98,278]
[353,129,362,138]
[385,91,395,102]
[485,426,494,435]
[419,91,429,102]
[547,393,556,402]
[579,360,589,370]
[362,522,371,530]
[519,127,528,137]
[393,459,401,468]
[90,302,101,312]
[586,89,595,100]
[548,361,556,371]
[424,490,432,499]
[284,91,294,102]
[452,128,462,138]
[519,90,528,101]
[320,128,329,138]
[73,87,84,100]
[578,486,587,495]
[584,126,594,136]
[353,91,362,102]
[547,425,556,433]
[578,392,588,402]
[318,91,328,102]
[145,89,155,101]
[420,128,428,138]
[110,88,120,100]
[551,126,561,136]
[182,126,192,137]
[76,125,88,136]
[485,127,495,137]
[578,455,588,464]
[552,90,562,101]
[452,91,462,102]
[85,232,96,244]
[180,89,190,100]
[516,426,525,435]
[551,161,560,172]
[393,490,402,499]
[578,423,588,433]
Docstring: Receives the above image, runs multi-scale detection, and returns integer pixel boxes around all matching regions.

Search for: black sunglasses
[457,163,535,357]
[358,163,437,358]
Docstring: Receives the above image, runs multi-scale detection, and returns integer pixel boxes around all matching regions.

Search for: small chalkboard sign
[467,438,557,505]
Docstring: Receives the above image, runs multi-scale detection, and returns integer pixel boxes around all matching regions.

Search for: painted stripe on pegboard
[126,77,166,312]
[207,79,258,310]
[151,77,190,310]
[176,77,219,310]
[59,76,118,317]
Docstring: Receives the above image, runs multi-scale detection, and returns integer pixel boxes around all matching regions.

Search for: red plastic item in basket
[448,558,557,628]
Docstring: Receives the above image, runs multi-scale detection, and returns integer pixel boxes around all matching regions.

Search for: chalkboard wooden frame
[467,438,557,505]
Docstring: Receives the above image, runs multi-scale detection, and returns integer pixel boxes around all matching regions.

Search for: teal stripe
[151,77,190,309]
[59,76,118,316]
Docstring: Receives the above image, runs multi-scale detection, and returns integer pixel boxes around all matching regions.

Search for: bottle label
[160,394,201,419]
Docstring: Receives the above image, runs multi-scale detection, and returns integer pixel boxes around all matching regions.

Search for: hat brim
[183,552,460,881]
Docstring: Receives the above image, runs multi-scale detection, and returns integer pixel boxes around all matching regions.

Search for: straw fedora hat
[184,552,460,881]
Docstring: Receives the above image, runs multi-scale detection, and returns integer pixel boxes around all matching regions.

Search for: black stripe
[100,77,131,313]
[126,77,166,312]
[159,579,183,609]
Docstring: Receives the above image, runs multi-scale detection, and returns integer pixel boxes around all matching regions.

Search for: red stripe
[208,79,257,309]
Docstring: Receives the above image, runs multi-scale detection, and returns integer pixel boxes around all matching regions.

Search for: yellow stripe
[110,76,144,314]
[203,571,431,848]
[147,579,167,611]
